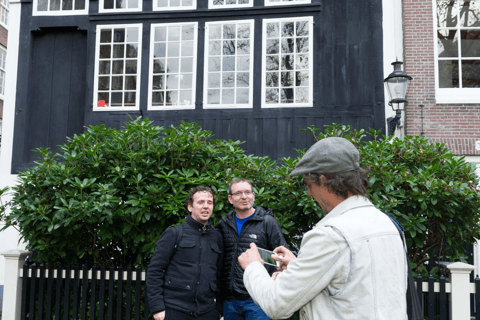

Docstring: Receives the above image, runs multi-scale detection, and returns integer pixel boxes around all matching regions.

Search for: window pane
[265,88,279,103]
[437,0,457,28]
[104,0,114,9]
[460,0,480,27]
[462,60,480,87]
[75,0,86,10]
[113,45,125,58]
[166,91,178,105]
[152,92,165,105]
[461,30,480,57]
[50,0,60,10]
[125,76,136,90]
[438,29,458,57]
[37,0,48,11]
[62,0,73,10]
[99,61,111,74]
[112,76,123,90]
[438,60,459,88]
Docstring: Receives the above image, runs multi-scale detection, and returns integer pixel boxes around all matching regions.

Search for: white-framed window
[153,0,196,11]
[203,20,254,109]
[262,17,313,108]
[94,24,142,111]
[265,0,310,7]
[208,0,252,9]
[33,0,88,15]
[99,0,141,13]
[0,0,8,27]
[0,48,6,98]
[148,22,198,110]
[434,0,480,103]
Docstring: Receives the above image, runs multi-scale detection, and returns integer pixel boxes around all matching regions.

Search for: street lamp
[384,61,412,136]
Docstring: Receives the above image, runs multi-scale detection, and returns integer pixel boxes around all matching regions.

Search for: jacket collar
[318,195,374,225]
[186,214,212,232]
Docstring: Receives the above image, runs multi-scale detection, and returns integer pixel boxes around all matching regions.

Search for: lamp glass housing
[384,61,412,111]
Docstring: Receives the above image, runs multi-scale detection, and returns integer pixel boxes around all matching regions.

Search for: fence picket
[29,262,37,319]
[135,265,142,320]
[99,264,106,319]
[45,265,55,319]
[476,276,480,320]
[108,264,115,320]
[439,274,447,320]
[55,263,63,319]
[81,264,89,320]
[90,264,98,320]
[117,264,124,319]
[126,265,133,319]
[72,264,80,319]
[63,264,72,320]
[38,263,46,317]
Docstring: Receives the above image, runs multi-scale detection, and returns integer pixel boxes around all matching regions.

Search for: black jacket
[216,206,286,300]
[146,215,224,317]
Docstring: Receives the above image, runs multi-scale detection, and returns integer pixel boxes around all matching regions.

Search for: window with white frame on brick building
[435,0,480,103]
[0,0,8,27]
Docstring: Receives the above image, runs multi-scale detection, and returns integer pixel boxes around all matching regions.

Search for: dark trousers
[165,308,220,320]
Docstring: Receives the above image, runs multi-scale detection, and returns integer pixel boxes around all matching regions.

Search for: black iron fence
[18,259,480,320]
[21,261,150,320]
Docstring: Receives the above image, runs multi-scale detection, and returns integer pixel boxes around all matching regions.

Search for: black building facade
[11,0,385,173]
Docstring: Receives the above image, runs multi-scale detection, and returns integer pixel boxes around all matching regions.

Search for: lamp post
[384,61,412,136]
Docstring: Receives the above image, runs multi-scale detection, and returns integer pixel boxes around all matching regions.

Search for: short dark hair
[304,168,369,199]
[186,186,215,208]
[228,178,253,195]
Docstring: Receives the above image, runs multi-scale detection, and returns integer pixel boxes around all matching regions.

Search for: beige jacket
[244,195,408,320]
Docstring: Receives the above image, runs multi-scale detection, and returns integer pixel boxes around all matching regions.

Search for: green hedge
[1,118,479,276]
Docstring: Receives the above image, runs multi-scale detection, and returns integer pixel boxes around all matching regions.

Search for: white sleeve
[243,226,349,319]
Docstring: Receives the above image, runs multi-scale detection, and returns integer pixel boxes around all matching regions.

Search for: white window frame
[0,0,8,28]
[203,20,254,109]
[153,0,196,11]
[98,0,142,13]
[0,47,5,100]
[208,0,252,10]
[433,0,480,104]
[262,16,313,108]
[33,0,88,16]
[148,22,198,110]
[264,0,310,7]
[93,24,143,112]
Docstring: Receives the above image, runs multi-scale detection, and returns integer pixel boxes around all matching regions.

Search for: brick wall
[0,25,6,48]
[403,0,480,155]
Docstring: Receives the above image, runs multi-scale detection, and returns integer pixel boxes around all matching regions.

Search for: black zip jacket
[215,206,286,300]
[146,215,224,317]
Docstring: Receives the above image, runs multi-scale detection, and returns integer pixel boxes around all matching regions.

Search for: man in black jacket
[216,178,286,320]
[147,186,223,320]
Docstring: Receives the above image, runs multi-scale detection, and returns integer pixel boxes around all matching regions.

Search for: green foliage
[1,119,479,278]
[1,117,274,267]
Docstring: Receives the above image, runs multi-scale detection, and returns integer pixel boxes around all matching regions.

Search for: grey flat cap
[291,137,360,176]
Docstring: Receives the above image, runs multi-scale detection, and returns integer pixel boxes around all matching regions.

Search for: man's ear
[187,204,193,213]
[227,195,234,205]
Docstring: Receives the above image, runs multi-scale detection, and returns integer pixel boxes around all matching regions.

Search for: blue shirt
[235,212,254,235]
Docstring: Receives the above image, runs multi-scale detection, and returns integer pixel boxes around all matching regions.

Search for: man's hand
[273,245,296,271]
[153,311,165,320]
[238,243,264,270]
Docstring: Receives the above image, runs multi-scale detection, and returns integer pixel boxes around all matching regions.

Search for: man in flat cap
[238,137,408,320]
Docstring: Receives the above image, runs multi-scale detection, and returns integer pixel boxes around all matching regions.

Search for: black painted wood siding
[11,0,385,173]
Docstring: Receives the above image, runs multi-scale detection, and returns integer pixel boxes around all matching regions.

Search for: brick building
[403,0,480,156]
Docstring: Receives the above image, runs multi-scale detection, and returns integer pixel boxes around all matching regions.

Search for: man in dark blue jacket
[147,186,223,320]
[216,178,286,320]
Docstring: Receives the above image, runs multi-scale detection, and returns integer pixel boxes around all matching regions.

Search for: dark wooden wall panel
[12,0,386,173]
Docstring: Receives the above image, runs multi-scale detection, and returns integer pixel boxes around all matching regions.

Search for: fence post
[447,262,475,320]
[0,249,31,320]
